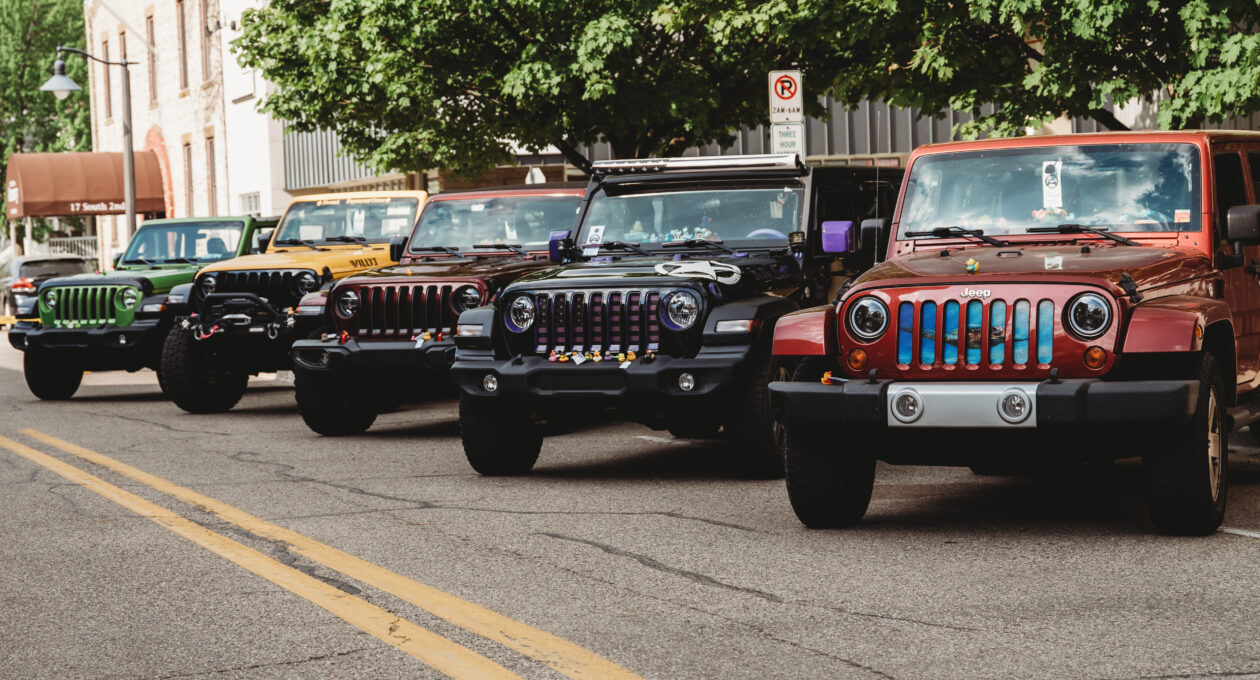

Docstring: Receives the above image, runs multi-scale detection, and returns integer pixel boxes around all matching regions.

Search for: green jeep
[8,216,276,399]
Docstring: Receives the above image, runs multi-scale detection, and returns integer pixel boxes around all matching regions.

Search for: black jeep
[451,155,900,477]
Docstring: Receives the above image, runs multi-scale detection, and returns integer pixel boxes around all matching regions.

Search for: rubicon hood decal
[653,260,742,285]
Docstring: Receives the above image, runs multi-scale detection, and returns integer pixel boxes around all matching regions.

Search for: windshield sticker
[586,224,605,245]
[1042,161,1063,209]
[1175,209,1191,223]
[387,205,412,215]
[470,203,486,212]
[1044,254,1063,271]
[654,260,741,285]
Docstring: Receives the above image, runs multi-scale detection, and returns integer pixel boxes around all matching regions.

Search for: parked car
[1,255,93,319]
[8,217,275,400]
[451,155,901,477]
[769,130,1260,535]
[290,183,587,435]
[159,191,427,414]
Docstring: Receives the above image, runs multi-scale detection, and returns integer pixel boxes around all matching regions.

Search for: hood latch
[1119,272,1143,304]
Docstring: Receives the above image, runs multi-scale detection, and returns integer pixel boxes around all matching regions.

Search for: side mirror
[389,236,407,262]
[820,221,857,254]
[860,218,891,263]
[548,230,573,264]
[255,228,275,254]
[1227,205,1260,244]
[112,253,123,269]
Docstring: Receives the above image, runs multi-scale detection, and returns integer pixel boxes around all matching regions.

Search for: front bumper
[8,319,165,368]
[769,378,1199,429]
[188,291,323,343]
[452,348,748,401]
[292,336,457,373]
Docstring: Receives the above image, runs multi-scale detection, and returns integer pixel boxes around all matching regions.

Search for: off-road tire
[158,326,249,414]
[23,350,83,400]
[293,367,377,436]
[459,395,543,475]
[1144,352,1227,536]
[783,356,876,528]
[724,346,795,479]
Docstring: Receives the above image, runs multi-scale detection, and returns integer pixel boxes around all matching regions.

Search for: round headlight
[200,274,217,295]
[43,289,57,309]
[506,296,535,333]
[297,272,319,294]
[336,289,359,317]
[1066,293,1111,339]
[452,285,481,313]
[120,288,139,310]
[847,296,889,341]
[662,290,700,331]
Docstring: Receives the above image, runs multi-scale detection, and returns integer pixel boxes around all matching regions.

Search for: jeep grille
[48,285,130,327]
[348,283,462,337]
[896,297,1058,368]
[200,270,308,310]
[525,289,666,356]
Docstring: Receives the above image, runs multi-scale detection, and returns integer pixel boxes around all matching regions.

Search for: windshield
[576,183,804,250]
[408,194,582,252]
[275,197,419,244]
[19,259,92,278]
[122,221,245,264]
[899,143,1202,238]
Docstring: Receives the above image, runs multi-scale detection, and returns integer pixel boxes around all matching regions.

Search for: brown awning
[5,151,166,218]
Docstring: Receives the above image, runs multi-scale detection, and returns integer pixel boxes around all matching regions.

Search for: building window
[205,136,217,215]
[239,192,260,215]
[199,0,211,81]
[146,15,157,104]
[101,38,112,119]
[177,0,189,90]
[183,142,193,216]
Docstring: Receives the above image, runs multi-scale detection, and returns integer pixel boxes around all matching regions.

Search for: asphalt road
[1,333,1259,680]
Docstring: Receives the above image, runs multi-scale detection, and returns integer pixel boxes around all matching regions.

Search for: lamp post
[40,45,137,241]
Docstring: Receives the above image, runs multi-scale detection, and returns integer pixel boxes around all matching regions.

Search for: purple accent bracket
[548,230,571,262]
[821,220,856,253]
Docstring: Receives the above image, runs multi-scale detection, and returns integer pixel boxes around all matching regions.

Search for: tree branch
[1089,108,1130,131]
[552,138,592,175]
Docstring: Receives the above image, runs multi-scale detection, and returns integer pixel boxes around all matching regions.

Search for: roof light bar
[591,154,803,175]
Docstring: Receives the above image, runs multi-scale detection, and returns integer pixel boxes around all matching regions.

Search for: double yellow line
[1,430,642,680]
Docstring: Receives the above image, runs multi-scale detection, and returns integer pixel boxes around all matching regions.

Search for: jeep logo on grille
[960,288,991,298]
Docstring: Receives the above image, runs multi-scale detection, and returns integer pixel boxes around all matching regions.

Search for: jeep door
[1213,144,1260,393]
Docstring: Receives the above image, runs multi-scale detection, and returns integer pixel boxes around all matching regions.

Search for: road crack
[153,647,371,678]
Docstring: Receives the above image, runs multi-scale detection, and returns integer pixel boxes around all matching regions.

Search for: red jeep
[770,131,1260,535]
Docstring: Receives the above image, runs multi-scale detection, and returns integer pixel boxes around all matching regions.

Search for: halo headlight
[847,296,889,341]
[199,274,217,295]
[297,272,319,294]
[119,288,139,310]
[506,296,535,333]
[1066,293,1111,339]
[43,289,57,309]
[661,290,700,331]
[452,285,482,313]
[336,288,359,318]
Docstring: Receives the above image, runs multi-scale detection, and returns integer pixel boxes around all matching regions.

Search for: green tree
[800,0,1260,136]
[235,0,834,175]
[1,0,92,240]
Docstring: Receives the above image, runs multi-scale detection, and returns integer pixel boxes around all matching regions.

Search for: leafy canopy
[235,0,834,175]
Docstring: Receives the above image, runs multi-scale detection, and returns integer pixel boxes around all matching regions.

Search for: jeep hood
[857,244,1212,293]
[198,244,393,278]
[346,253,552,283]
[40,265,195,295]
[507,255,793,293]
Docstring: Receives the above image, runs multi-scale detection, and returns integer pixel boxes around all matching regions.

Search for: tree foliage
[809,0,1260,136]
[0,0,91,230]
[235,0,835,175]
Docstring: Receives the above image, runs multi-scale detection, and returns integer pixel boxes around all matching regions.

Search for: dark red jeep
[770,130,1260,535]
[290,184,585,435]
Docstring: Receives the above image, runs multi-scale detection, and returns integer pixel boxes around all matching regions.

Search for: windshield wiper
[325,235,368,244]
[164,257,198,263]
[904,226,1010,248]
[661,238,734,254]
[589,241,650,256]
[1027,223,1140,247]
[121,257,154,265]
[411,246,463,257]
[273,238,323,251]
[473,243,526,255]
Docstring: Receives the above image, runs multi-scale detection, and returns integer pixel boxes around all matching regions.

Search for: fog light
[678,372,696,391]
[847,348,868,371]
[1083,345,1107,369]
[482,374,498,392]
[997,388,1032,423]
[891,389,922,423]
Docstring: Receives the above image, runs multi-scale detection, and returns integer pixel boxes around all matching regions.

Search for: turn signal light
[847,348,868,371]
[1083,346,1107,369]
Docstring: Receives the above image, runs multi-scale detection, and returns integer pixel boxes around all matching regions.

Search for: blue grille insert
[1013,300,1031,365]
[942,301,959,365]
[898,302,914,365]
[920,302,937,365]
[1037,300,1054,364]
[965,300,983,365]
[989,300,1007,365]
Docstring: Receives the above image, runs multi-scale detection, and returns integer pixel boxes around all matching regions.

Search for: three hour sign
[768,70,804,155]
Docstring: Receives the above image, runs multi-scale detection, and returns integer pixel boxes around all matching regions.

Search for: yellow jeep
[158,190,427,413]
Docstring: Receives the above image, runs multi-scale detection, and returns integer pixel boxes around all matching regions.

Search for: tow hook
[266,322,280,339]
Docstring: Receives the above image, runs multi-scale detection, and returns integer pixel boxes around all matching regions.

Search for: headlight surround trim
[452,285,482,314]
[335,288,360,318]
[846,296,890,341]
[199,274,217,295]
[119,288,139,310]
[1065,292,1112,339]
[505,295,535,333]
[661,290,701,331]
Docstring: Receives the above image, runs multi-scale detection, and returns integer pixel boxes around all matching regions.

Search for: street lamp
[40,45,136,240]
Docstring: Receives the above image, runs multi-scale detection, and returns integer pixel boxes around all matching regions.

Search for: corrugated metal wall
[283,128,382,191]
